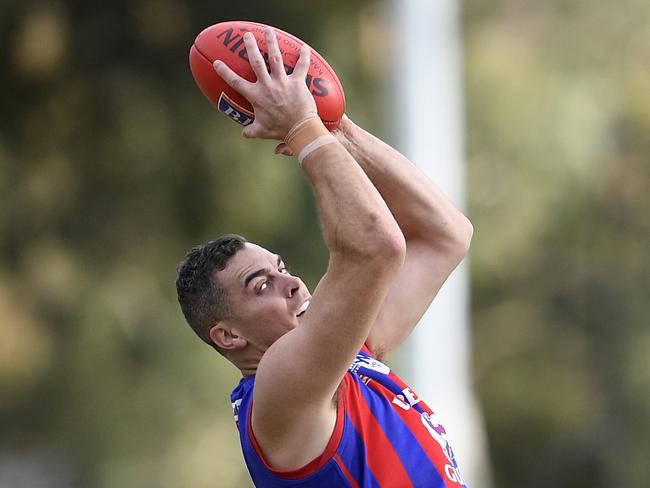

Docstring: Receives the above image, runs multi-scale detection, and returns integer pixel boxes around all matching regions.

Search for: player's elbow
[336,217,406,271]
[429,214,473,262]
[455,215,474,256]
[441,214,473,261]
[378,227,407,262]
[364,222,407,272]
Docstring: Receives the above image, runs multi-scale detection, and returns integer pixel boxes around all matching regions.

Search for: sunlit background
[1,1,649,487]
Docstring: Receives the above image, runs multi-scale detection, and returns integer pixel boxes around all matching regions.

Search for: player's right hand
[213,29,318,141]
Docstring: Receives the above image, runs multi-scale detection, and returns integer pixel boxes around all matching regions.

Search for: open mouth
[296,299,310,317]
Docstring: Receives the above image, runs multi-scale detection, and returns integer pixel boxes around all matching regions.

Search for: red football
[189,21,345,130]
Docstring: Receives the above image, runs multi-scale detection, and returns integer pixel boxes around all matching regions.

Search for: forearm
[297,127,404,259]
[335,117,472,251]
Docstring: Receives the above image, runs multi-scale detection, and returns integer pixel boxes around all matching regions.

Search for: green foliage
[466,0,650,486]
[0,0,648,487]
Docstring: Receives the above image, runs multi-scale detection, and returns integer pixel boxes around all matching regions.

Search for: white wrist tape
[297,134,337,164]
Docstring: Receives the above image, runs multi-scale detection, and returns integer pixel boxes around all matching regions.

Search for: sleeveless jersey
[230,345,467,487]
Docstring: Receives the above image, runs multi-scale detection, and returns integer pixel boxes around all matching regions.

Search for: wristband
[285,116,330,160]
[297,134,337,164]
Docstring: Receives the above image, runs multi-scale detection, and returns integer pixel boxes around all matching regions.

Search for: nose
[283,274,301,298]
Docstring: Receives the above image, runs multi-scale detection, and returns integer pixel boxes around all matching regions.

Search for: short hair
[176,234,247,355]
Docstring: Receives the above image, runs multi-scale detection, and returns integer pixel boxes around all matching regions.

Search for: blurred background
[1,0,649,487]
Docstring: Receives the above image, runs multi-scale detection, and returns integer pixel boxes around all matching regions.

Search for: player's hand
[213,29,317,140]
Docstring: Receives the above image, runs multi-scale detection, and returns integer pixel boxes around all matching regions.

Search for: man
[176,30,472,487]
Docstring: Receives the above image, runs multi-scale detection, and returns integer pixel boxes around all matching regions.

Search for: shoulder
[248,376,344,472]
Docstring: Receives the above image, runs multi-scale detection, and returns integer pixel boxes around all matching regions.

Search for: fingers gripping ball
[189,21,346,130]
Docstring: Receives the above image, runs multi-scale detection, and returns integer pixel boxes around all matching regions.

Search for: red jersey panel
[230,345,467,487]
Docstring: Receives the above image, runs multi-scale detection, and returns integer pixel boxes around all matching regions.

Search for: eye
[257,281,268,293]
[279,267,289,275]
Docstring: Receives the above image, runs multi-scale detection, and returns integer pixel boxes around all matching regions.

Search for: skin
[209,30,472,471]
[210,244,311,377]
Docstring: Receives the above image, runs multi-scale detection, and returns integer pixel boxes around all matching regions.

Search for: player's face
[218,243,311,349]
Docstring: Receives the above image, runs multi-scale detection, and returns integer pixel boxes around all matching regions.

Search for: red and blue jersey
[230,345,467,487]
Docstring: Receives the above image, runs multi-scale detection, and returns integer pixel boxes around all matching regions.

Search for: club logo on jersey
[218,93,254,126]
[349,354,391,376]
[421,412,453,462]
[421,411,466,485]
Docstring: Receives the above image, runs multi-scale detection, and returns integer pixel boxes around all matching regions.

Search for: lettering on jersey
[392,387,421,411]
[421,412,451,460]
[218,93,254,126]
[445,464,465,485]
[232,398,242,422]
[358,374,372,385]
[349,354,391,376]
[421,411,465,484]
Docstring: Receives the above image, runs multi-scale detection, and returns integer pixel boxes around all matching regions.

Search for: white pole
[389,0,492,486]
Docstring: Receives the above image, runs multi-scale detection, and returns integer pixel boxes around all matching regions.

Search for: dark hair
[176,234,247,355]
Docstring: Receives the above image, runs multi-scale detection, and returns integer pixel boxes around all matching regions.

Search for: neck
[240,365,258,377]
[228,348,262,377]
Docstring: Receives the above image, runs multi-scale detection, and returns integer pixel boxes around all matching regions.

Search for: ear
[209,322,248,351]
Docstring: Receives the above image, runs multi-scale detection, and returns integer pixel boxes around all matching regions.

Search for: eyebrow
[243,255,283,289]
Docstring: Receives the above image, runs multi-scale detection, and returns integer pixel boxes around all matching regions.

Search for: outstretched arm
[215,31,405,468]
[332,116,473,359]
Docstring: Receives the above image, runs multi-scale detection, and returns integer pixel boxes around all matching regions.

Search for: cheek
[249,297,288,320]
